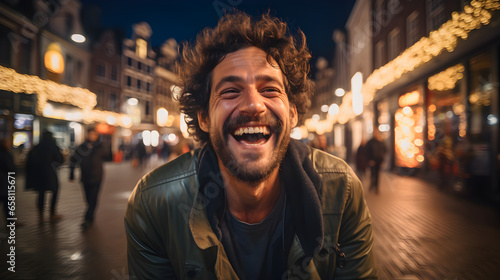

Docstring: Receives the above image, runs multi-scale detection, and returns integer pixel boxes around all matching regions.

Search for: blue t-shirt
[230,188,286,280]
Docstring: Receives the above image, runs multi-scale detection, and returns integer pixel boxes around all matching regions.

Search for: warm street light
[157,107,168,126]
[127,98,138,106]
[71,34,86,43]
[321,105,329,112]
[335,88,345,97]
[328,103,339,116]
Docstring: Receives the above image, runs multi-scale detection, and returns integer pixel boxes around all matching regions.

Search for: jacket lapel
[189,190,239,279]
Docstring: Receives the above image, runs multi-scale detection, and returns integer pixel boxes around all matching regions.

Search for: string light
[329,0,500,125]
[0,65,131,127]
[428,64,465,91]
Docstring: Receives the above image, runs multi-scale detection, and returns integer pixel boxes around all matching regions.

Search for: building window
[427,0,445,33]
[388,28,401,61]
[145,100,150,116]
[19,37,32,75]
[65,14,74,38]
[375,41,385,69]
[76,60,83,86]
[138,61,142,70]
[375,0,385,17]
[147,65,151,73]
[137,79,141,90]
[111,65,118,81]
[127,57,132,66]
[0,24,12,67]
[146,82,151,92]
[110,93,117,111]
[127,76,132,87]
[65,55,73,85]
[97,64,105,78]
[406,12,420,47]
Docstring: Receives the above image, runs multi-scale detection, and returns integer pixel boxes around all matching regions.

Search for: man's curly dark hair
[177,11,314,143]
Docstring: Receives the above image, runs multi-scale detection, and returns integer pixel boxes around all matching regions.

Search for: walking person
[355,140,368,180]
[125,11,377,279]
[26,131,64,223]
[69,128,108,231]
[366,130,387,194]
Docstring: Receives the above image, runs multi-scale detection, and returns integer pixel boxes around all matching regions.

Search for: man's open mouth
[231,126,272,145]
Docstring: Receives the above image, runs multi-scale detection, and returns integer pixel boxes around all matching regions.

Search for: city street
[1,158,500,280]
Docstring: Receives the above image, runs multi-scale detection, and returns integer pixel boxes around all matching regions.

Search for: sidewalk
[0,158,162,280]
[362,172,500,280]
[1,158,500,279]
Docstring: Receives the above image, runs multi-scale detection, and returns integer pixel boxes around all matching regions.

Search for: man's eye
[261,88,281,96]
[220,89,239,98]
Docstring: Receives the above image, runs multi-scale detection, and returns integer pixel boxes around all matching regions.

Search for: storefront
[425,50,498,196]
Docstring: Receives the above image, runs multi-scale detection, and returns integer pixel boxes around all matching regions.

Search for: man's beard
[209,113,291,183]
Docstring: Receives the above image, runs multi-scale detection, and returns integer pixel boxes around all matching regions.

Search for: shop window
[427,63,469,182]
[469,52,494,140]
[395,90,424,168]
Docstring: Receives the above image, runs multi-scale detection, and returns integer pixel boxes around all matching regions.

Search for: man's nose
[239,87,265,117]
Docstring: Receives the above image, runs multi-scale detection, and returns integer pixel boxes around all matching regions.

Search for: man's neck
[218,160,281,224]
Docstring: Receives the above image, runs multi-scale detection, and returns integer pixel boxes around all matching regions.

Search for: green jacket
[125,145,377,279]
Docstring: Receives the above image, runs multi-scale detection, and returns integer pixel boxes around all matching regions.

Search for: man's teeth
[233,126,270,136]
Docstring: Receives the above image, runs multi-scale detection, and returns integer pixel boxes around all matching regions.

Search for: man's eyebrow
[214,76,245,93]
[255,74,284,88]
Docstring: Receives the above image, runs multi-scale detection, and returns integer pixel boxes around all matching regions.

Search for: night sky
[80,0,357,67]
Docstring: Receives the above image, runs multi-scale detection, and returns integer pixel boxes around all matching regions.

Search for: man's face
[199,47,298,183]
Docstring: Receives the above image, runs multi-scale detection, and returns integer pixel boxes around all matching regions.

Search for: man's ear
[198,111,210,133]
[290,104,298,128]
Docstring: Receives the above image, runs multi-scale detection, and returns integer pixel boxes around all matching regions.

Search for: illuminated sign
[398,90,420,107]
[44,43,64,74]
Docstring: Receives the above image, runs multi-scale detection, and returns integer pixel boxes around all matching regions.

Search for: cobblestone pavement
[362,172,500,280]
[1,158,500,279]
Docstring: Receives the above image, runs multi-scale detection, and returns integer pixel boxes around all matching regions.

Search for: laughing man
[125,11,378,280]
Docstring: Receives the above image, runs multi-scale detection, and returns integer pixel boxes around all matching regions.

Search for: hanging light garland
[330,0,500,126]
[0,65,131,127]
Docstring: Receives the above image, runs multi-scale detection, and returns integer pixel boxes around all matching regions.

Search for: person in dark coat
[26,131,64,223]
[69,128,108,231]
[365,130,387,194]
[355,140,368,180]
[0,138,16,222]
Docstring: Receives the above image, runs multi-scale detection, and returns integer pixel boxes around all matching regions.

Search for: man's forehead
[212,47,281,76]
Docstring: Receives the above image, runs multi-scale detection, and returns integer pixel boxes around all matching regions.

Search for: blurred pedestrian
[26,131,64,223]
[355,140,368,180]
[134,140,146,168]
[70,128,108,231]
[366,130,387,194]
